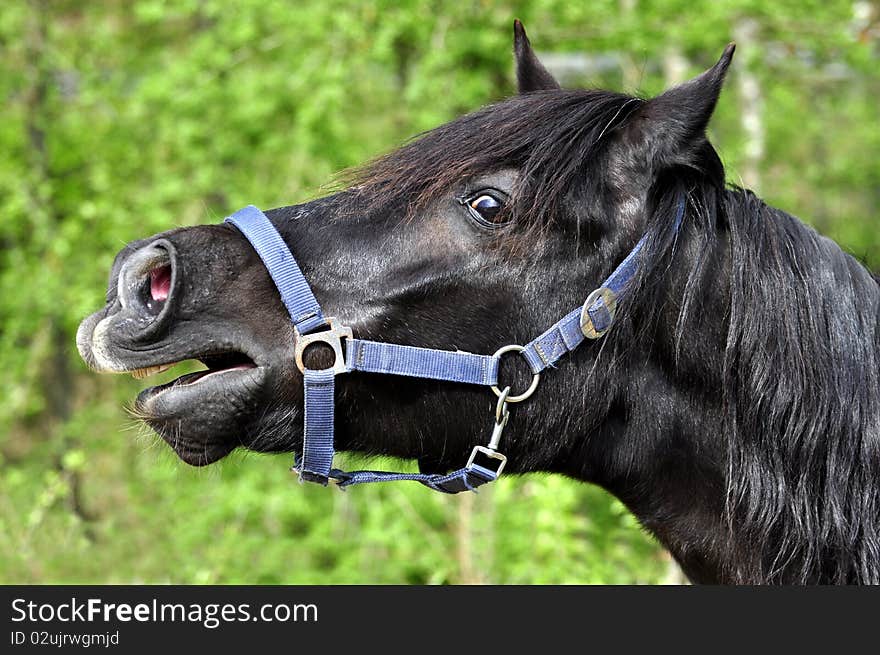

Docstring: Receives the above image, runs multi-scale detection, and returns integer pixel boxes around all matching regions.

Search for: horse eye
[465,192,508,227]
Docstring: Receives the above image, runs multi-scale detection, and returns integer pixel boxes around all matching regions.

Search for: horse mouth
[130,350,266,466]
[132,351,258,390]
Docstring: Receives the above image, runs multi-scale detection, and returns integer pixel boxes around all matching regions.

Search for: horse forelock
[347,89,643,235]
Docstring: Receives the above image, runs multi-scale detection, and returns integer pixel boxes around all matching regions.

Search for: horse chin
[153,431,235,467]
[133,365,269,466]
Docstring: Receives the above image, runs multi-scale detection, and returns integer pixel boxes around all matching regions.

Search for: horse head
[76,22,880,584]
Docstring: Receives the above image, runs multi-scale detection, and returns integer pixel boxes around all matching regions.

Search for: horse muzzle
[76,239,179,373]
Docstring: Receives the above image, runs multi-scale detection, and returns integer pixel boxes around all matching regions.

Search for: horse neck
[510,196,734,581]
[550,186,880,583]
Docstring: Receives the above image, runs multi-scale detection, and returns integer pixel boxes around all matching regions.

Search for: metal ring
[580,287,617,339]
[490,344,540,403]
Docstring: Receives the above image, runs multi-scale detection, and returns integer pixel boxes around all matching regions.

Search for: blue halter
[225,200,683,493]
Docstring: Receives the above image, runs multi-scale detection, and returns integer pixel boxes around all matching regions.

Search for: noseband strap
[225,200,684,494]
[226,205,328,335]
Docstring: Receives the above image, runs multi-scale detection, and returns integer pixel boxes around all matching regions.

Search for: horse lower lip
[136,363,265,421]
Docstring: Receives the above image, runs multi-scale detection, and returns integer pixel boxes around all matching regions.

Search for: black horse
[76,23,880,584]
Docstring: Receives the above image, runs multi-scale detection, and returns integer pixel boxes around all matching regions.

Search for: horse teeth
[130,363,175,379]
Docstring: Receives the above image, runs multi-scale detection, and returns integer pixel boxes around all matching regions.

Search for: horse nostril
[119,240,176,323]
[148,265,172,312]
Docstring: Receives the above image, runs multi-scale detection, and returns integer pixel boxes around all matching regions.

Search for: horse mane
[629,176,880,583]
[727,191,879,583]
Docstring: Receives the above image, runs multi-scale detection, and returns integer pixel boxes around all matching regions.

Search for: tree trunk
[733,18,764,192]
[24,0,91,527]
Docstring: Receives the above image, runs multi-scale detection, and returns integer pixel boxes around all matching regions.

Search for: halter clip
[467,386,511,478]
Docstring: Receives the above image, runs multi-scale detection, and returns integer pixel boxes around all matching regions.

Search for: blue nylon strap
[224,205,328,335]
[331,463,498,494]
[298,340,499,488]
[224,196,684,495]
[224,204,503,493]
[298,369,336,484]
[521,236,647,373]
[523,199,685,373]
[522,307,587,374]
[587,237,645,330]
[346,339,499,386]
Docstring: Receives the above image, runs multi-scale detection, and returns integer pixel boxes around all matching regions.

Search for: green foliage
[0,0,876,584]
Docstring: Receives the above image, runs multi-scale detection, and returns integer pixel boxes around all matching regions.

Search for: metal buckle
[490,344,540,403]
[294,318,352,375]
[580,286,617,339]
[467,446,507,477]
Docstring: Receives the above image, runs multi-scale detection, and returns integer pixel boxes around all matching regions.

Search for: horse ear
[513,20,561,94]
[627,44,735,167]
